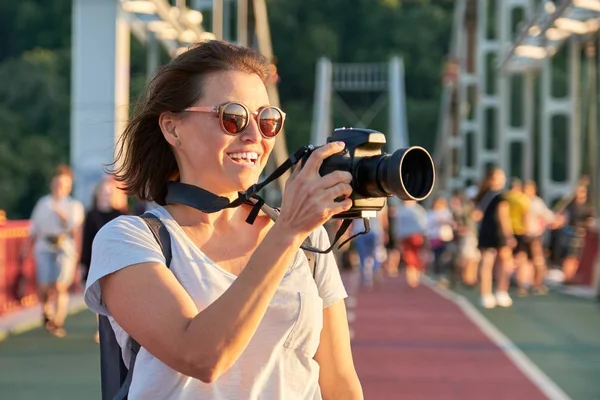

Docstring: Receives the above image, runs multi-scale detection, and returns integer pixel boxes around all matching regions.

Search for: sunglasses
[184,102,286,138]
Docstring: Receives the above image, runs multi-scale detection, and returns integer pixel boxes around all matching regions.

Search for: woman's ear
[159,112,181,147]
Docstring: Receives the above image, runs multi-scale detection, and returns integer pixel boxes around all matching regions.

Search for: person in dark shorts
[473,167,515,309]
[505,178,532,296]
[383,201,401,277]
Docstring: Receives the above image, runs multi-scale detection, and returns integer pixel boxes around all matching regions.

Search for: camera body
[310,127,435,219]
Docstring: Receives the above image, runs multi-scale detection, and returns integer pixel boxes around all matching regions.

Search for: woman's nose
[239,115,262,143]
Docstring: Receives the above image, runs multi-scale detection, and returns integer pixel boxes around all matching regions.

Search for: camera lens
[384,146,435,200]
[354,146,435,201]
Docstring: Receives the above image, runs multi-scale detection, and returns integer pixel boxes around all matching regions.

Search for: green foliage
[0,47,71,218]
[268,0,453,151]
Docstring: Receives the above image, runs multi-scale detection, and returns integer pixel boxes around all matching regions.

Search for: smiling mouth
[227,152,259,167]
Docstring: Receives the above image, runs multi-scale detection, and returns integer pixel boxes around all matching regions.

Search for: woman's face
[490,170,506,191]
[434,198,447,209]
[51,174,73,199]
[524,183,536,197]
[171,71,275,196]
[96,181,114,208]
[576,187,588,204]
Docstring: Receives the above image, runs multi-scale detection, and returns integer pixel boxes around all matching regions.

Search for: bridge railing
[0,220,38,315]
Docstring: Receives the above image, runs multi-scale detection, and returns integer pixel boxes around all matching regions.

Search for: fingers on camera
[331,182,352,199]
[319,170,352,189]
[305,141,344,173]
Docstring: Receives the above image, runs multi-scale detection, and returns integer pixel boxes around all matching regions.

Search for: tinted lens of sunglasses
[222,103,249,134]
[258,107,283,137]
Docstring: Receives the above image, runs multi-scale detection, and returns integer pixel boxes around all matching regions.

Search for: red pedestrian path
[349,277,547,400]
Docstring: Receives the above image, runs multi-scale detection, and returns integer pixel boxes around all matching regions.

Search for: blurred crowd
[329,167,597,309]
[12,163,600,341]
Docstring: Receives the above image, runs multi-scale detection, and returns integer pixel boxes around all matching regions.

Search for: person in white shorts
[27,164,84,337]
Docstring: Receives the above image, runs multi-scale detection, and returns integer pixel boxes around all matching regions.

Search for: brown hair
[112,40,270,205]
[474,166,502,205]
[54,164,73,179]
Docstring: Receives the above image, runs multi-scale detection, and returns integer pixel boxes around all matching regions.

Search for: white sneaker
[495,291,513,307]
[481,294,497,309]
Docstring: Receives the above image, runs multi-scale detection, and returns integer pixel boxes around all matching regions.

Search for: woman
[449,191,480,286]
[561,185,595,283]
[473,167,515,309]
[523,180,556,294]
[80,178,124,342]
[351,210,386,289]
[80,178,124,282]
[84,41,363,399]
[426,196,455,287]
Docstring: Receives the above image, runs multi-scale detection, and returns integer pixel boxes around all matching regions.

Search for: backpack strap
[112,212,172,400]
[259,203,317,279]
[140,212,172,267]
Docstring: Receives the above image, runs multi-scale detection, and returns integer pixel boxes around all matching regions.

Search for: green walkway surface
[0,310,100,400]
[454,285,600,400]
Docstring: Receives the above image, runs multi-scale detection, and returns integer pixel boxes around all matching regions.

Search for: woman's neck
[97,202,112,212]
[165,202,245,228]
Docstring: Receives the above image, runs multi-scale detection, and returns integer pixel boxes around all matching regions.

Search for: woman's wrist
[267,222,305,250]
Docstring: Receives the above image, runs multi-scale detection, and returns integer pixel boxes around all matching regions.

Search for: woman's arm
[102,224,304,383]
[314,300,363,400]
[101,142,353,383]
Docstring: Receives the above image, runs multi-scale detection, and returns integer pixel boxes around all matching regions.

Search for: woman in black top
[80,179,124,280]
[80,178,123,342]
[473,167,515,309]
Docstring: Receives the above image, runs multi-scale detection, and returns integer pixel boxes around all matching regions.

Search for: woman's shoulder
[94,214,151,243]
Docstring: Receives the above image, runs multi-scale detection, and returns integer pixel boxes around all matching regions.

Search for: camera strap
[164,144,370,254]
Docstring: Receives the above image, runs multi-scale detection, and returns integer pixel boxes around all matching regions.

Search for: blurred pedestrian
[561,185,596,283]
[449,190,480,286]
[426,196,455,287]
[25,164,84,337]
[505,178,532,296]
[473,167,514,309]
[523,180,556,294]
[80,178,124,342]
[352,213,386,289]
[395,200,428,288]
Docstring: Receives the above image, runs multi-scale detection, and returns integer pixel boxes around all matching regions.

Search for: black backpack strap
[258,203,317,279]
[99,315,128,400]
[111,340,141,400]
[140,212,172,267]
[111,212,172,400]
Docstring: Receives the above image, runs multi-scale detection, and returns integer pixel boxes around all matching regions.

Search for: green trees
[0,0,452,218]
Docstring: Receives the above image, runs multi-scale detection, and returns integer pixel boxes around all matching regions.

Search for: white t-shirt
[84,206,347,400]
[29,195,85,252]
[527,196,554,237]
[426,209,454,242]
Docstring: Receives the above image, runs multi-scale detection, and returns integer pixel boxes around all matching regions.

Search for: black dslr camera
[312,127,435,219]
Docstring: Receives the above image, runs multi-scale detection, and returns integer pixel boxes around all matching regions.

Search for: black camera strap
[165,144,370,254]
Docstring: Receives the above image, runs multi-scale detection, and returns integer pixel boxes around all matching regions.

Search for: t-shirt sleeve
[84,215,166,316]
[28,198,45,236]
[311,226,348,309]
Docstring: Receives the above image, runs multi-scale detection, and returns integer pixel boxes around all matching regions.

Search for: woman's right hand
[277,141,353,237]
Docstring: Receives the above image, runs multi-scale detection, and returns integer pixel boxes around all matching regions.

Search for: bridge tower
[435,0,594,205]
[311,57,410,152]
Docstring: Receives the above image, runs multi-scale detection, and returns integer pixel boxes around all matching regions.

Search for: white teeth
[229,152,259,160]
